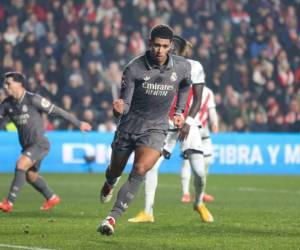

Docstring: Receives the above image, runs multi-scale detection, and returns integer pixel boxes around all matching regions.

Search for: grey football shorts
[111,130,167,153]
[22,142,50,171]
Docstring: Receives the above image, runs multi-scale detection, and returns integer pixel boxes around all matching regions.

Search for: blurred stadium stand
[0,0,299,132]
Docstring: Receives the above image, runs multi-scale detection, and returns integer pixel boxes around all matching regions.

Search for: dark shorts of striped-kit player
[111,129,167,153]
[21,141,50,171]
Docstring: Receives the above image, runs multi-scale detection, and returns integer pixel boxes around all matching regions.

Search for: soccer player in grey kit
[98,24,203,236]
[0,72,92,213]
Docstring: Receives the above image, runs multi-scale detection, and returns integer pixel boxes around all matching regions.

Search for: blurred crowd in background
[0,0,299,132]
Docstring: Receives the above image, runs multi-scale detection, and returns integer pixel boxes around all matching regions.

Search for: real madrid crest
[22,105,28,113]
[41,98,51,108]
[170,72,177,82]
[143,75,151,81]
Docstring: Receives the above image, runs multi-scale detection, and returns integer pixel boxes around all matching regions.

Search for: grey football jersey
[0,91,81,148]
[118,50,192,133]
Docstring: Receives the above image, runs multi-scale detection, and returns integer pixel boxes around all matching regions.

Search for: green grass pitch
[0,173,299,250]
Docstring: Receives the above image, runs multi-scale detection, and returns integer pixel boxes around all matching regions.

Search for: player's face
[149,37,172,65]
[3,77,21,97]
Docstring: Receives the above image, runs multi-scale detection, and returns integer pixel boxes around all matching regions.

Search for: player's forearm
[51,106,81,128]
[175,82,191,114]
[209,108,219,130]
[187,84,204,118]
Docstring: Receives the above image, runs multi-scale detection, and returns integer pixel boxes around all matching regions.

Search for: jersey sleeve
[120,66,135,115]
[32,94,82,128]
[32,94,55,114]
[190,60,205,84]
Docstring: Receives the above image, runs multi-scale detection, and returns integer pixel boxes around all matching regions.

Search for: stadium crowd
[0,0,299,132]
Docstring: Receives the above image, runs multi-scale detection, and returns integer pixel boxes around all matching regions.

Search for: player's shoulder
[1,96,12,105]
[187,59,204,71]
[25,91,39,102]
[171,54,191,70]
[25,91,35,98]
[171,54,189,64]
[124,54,145,71]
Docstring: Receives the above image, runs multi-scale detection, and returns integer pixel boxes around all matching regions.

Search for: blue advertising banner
[0,132,299,174]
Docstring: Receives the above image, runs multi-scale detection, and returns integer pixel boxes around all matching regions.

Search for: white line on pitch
[0,244,55,250]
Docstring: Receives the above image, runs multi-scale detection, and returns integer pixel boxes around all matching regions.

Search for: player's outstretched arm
[50,106,93,131]
[178,84,204,141]
[32,94,92,131]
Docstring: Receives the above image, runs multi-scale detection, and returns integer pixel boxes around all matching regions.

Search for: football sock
[144,156,163,215]
[7,169,26,204]
[110,172,144,220]
[189,153,206,206]
[28,175,54,200]
[203,160,210,191]
[181,159,191,195]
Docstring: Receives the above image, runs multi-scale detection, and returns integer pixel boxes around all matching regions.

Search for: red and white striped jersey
[169,86,216,127]
[169,59,205,119]
[169,59,216,127]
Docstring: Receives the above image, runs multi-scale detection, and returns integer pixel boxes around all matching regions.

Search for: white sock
[144,156,164,215]
[203,156,211,191]
[189,153,206,206]
[181,159,191,195]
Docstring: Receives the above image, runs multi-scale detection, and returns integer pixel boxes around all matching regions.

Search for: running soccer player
[128,35,214,224]
[97,25,202,236]
[0,72,92,213]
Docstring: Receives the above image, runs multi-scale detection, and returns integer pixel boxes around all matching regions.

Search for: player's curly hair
[150,24,173,41]
[172,35,193,57]
[4,71,26,86]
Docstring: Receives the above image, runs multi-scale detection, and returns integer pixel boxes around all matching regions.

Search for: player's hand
[173,114,184,128]
[178,123,190,141]
[80,121,92,132]
[211,124,219,133]
[113,99,125,115]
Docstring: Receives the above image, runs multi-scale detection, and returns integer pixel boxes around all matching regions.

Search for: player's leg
[108,147,160,220]
[182,125,213,222]
[98,131,164,236]
[100,150,131,203]
[202,137,215,203]
[100,131,133,203]
[181,159,191,202]
[129,129,178,223]
[0,155,34,212]
[26,163,60,211]
[128,155,163,223]
[99,147,160,235]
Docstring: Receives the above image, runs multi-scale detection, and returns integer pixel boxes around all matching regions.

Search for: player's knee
[16,159,29,171]
[26,171,38,183]
[132,163,151,176]
[204,155,211,165]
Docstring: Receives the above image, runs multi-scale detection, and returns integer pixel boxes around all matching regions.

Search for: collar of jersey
[144,50,174,71]
[17,90,26,103]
